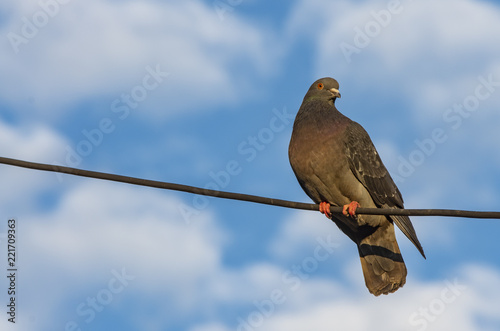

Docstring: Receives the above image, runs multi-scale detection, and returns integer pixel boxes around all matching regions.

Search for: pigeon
[288,77,425,296]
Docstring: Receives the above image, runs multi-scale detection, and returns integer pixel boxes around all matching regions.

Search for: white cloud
[8,179,350,329]
[0,120,70,213]
[10,180,227,328]
[1,0,280,118]
[24,181,225,284]
[0,120,67,161]
[227,264,500,331]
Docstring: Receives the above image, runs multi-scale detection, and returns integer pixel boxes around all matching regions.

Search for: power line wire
[1,156,499,219]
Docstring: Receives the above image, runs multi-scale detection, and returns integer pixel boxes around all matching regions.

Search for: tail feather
[391,214,426,258]
[330,214,408,296]
[357,222,407,296]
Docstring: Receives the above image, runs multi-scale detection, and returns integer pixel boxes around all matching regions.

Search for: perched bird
[288,77,425,296]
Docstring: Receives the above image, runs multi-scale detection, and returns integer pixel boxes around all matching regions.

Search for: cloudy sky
[1,0,500,330]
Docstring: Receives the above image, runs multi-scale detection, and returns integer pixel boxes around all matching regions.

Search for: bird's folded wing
[344,122,425,258]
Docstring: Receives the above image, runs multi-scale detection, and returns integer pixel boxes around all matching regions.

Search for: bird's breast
[289,114,353,204]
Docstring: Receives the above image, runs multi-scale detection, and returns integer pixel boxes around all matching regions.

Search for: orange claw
[319,202,332,218]
[343,201,360,217]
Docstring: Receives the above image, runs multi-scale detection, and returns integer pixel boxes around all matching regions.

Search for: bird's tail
[357,222,407,296]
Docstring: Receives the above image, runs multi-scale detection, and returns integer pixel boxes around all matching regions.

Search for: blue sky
[1,0,500,330]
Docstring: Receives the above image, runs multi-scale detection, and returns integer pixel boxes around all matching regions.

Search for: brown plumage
[288,77,425,296]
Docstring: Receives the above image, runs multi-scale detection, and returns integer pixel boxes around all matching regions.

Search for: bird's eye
[317,83,324,90]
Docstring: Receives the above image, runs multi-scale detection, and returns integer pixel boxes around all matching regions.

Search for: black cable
[1,156,499,219]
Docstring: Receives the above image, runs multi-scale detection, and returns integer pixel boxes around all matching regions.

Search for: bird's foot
[319,202,332,218]
[343,201,360,218]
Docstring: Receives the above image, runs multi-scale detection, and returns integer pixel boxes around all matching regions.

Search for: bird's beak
[329,88,341,98]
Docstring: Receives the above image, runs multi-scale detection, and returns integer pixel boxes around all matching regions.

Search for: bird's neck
[297,99,346,122]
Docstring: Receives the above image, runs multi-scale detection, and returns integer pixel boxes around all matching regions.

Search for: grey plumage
[289,77,425,296]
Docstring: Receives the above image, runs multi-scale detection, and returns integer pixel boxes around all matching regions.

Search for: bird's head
[304,77,341,104]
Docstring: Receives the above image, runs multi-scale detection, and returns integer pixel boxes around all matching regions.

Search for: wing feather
[345,122,425,258]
